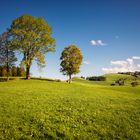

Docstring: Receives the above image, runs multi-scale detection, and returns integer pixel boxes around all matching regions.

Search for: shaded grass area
[0,77,25,82]
[0,79,140,139]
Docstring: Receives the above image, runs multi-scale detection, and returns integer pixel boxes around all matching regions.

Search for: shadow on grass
[0,77,61,82]
[31,77,61,82]
[0,77,25,82]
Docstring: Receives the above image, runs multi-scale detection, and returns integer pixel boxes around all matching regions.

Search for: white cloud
[102,56,140,73]
[83,61,90,65]
[90,40,97,46]
[102,67,129,73]
[127,58,133,63]
[91,40,106,46]
[132,56,140,60]
[97,40,106,46]
[111,60,127,66]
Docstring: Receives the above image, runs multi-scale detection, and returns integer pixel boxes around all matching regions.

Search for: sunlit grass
[0,77,140,139]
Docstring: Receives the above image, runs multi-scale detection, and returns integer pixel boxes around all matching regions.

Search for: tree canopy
[9,14,55,79]
[60,45,83,83]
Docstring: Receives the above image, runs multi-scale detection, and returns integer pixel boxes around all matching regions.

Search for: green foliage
[0,32,17,67]
[80,76,85,79]
[115,78,125,86]
[0,32,17,80]
[11,66,17,76]
[0,66,25,77]
[0,79,140,139]
[1,67,7,77]
[9,14,55,79]
[131,71,140,81]
[110,83,116,86]
[60,45,83,83]
[19,67,26,77]
[55,79,61,82]
[131,81,138,87]
[87,76,106,81]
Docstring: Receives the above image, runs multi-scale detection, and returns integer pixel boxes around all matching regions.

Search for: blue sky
[0,0,140,79]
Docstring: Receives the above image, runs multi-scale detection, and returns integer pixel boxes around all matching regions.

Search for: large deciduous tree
[60,45,83,83]
[9,14,55,79]
[0,32,17,81]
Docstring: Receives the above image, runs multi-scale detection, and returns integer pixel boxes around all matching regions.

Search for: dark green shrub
[56,79,61,82]
[115,78,125,86]
[86,76,106,81]
[110,83,115,86]
[131,81,138,87]
[81,76,85,79]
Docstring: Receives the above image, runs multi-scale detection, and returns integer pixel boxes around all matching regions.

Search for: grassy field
[0,75,140,139]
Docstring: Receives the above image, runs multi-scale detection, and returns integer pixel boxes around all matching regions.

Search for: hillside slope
[73,73,139,86]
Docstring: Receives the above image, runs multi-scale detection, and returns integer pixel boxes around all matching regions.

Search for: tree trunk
[69,74,72,84]
[6,62,9,81]
[6,45,9,81]
[26,65,31,80]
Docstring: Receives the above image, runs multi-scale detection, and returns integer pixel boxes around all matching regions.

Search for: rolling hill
[0,74,140,139]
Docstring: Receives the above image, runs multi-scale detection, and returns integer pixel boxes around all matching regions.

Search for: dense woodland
[0,66,25,77]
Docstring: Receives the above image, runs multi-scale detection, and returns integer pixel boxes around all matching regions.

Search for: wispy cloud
[83,61,90,65]
[132,56,140,60]
[102,67,129,73]
[91,40,106,46]
[111,60,127,66]
[102,56,140,73]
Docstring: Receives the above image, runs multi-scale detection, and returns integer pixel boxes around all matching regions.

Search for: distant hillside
[73,73,140,86]
[104,73,140,85]
[104,73,134,82]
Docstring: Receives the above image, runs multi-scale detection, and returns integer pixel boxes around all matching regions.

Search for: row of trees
[0,66,25,77]
[0,14,83,82]
[86,76,106,81]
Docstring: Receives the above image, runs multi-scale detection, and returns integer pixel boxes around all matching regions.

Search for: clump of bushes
[80,76,85,79]
[110,83,115,86]
[86,76,106,81]
[115,78,126,86]
[118,71,140,76]
[55,79,61,82]
[131,81,138,87]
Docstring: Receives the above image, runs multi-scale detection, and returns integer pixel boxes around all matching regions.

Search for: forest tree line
[0,66,25,77]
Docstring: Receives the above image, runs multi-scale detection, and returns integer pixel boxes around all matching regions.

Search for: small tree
[0,32,17,81]
[60,45,83,83]
[9,14,55,79]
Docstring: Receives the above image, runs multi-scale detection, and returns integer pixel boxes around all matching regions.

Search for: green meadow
[0,74,140,139]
